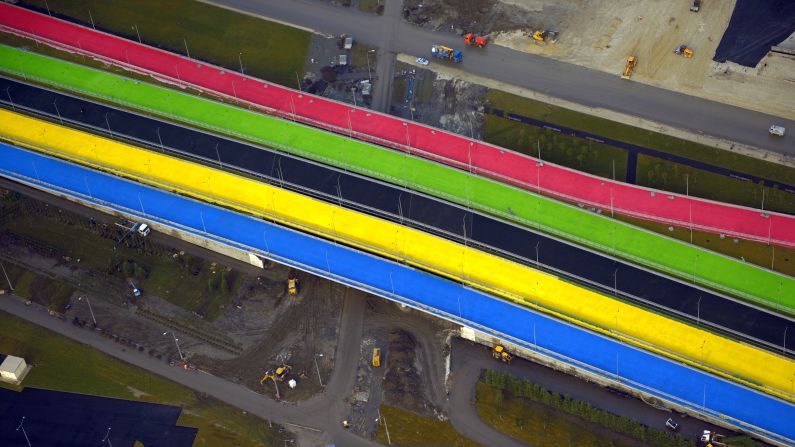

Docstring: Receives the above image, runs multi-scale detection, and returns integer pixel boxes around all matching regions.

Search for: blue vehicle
[431,45,463,63]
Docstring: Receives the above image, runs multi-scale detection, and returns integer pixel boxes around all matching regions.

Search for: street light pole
[103,426,113,447]
[164,331,185,360]
[238,52,244,75]
[78,295,97,325]
[696,295,701,326]
[366,49,375,82]
[16,416,31,447]
[314,354,324,387]
[0,261,14,291]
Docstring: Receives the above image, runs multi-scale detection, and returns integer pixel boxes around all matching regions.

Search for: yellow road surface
[2,109,793,401]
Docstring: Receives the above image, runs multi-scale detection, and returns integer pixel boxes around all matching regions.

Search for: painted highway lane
[5,76,794,353]
[1,144,794,444]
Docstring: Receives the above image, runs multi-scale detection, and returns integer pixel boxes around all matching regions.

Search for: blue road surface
[1,143,794,445]
[0,388,196,446]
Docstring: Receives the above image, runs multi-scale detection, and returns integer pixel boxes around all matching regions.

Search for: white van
[769,125,786,136]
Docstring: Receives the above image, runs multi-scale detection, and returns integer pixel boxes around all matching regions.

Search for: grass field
[485,90,795,215]
[0,263,75,311]
[374,405,481,447]
[358,0,384,14]
[0,310,288,446]
[477,371,694,447]
[0,195,241,320]
[484,115,629,181]
[20,0,310,88]
[636,154,795,214]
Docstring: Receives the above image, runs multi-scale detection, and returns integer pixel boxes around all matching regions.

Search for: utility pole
[314,354,324,387]
[16,416,31,447]
[78,295,96,325]
[0,262,14,291]
[163,331,185,360]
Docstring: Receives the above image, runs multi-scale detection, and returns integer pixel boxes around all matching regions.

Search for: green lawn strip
[0,310,286,446]
[486,90,795,186]
[636,154,795,214]
[20,0,310,88]
[483,114,628,181]
[477,370,695,447]
[0,263,74,311]
[374,404,482,447]
[3,45,795,313]
[0,199,238,321]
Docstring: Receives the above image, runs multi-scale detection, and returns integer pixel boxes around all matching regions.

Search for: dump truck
[431,45,463,63]
[287,278,298,296]
[372,348,381,367]
[464,33,488,48]
[621,56,637,80]
[674,44,694,58]
[492,345,513,364]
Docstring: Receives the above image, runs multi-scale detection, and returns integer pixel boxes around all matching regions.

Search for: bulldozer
[532,30,558,44]
[492,345,513,364]
[674,44,694,58]
[621,56,637,80]
[287,278,298,296]
[464,33,488,48]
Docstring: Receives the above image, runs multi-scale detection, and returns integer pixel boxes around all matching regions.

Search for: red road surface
[3,3,794,248]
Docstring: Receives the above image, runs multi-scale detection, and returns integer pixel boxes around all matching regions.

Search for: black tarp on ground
[714,0,795,66]
[0,388,197,446]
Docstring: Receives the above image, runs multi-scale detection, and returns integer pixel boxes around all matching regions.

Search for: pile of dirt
[403,0,540,34]
[382,328,426,412]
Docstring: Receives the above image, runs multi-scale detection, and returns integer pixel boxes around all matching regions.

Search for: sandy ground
[493,0,795,120]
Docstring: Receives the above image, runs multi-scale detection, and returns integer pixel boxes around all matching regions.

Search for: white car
[769,125,786,136]
[416,57,429,66]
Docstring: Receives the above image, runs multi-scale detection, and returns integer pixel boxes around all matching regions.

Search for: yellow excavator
[532,30,558,43]
[621,56,637,80]
[260,364,291,400]
[372,348,381,367]
[492,345,513,364]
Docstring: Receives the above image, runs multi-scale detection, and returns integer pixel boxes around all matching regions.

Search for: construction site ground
[0,182,342,404]
[403,0,795,120]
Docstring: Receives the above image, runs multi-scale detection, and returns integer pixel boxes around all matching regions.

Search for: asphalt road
[207,0,795,156]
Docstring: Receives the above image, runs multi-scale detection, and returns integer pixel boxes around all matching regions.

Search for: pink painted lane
[3,3,794,248]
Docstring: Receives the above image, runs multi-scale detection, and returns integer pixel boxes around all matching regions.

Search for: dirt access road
[206,0,794,158]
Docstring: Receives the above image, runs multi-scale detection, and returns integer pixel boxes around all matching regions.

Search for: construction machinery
[492,345,513,364]
[260,370,281,400]
[112,220,150,250]
[431,45,463,63]
[287,278,299,296]
[621,56,637,80]
[464,33,488,48]
[274,364,292,381]
[372,347,381,367]
[532,30,559,44]
[690,0,701,12]
[700,430,726,447]
[674,44,694,58]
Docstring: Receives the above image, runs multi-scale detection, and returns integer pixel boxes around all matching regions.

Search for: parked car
[416,57,429,66]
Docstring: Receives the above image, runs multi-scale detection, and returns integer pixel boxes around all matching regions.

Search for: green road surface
[1,45,793,314]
